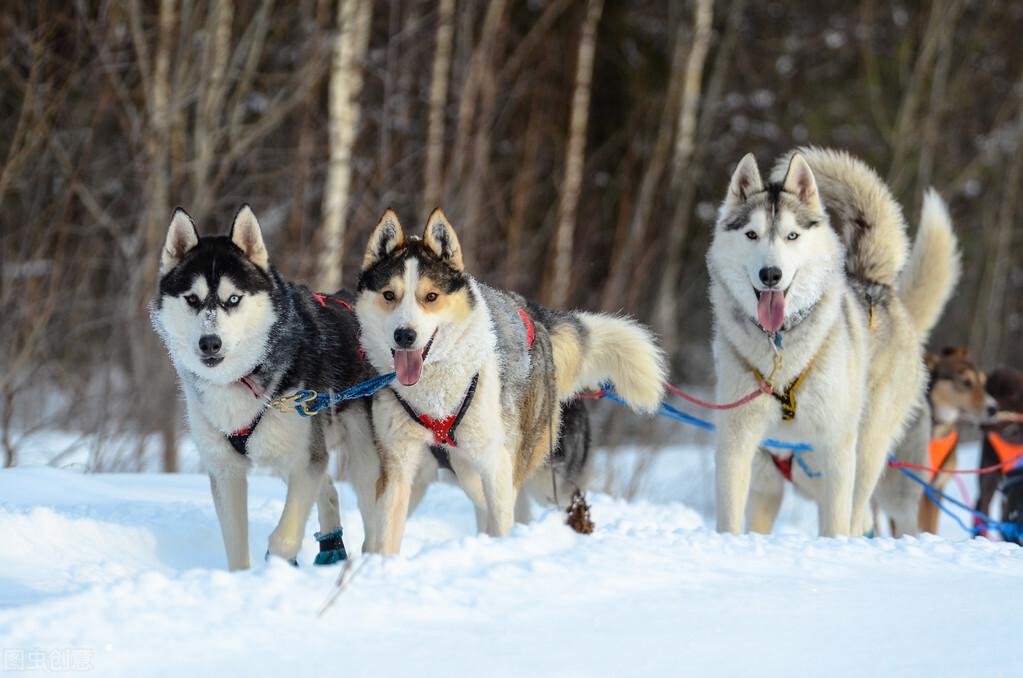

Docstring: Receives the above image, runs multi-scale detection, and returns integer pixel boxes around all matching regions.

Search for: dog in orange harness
[873,347,995,535]
[974,366,1023,538]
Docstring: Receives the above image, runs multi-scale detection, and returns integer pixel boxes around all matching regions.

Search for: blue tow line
[274,372,396,417]
[279,373,821,479]
[889,457,1020,541]
[596,388,821,479]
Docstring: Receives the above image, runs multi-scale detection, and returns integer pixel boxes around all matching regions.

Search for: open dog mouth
[391,330,437,387]
[202,356,224,368]
[753,286,787,333]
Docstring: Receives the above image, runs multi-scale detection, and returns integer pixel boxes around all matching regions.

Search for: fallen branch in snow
[317,557,368,617]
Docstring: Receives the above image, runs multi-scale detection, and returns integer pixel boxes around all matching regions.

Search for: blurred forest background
[1,0,1021,472]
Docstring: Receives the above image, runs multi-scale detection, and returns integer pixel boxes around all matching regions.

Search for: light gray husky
[352,209,666,554]
[707,147,959,537]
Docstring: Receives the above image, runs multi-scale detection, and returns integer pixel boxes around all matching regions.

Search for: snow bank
[1,466,1020,677]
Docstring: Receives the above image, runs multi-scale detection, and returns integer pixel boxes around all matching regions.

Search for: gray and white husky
[351,209,666,554]
[707,147,959,537]
[152,206,372,569]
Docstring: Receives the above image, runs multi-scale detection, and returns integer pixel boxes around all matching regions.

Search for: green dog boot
[314,527,348,565]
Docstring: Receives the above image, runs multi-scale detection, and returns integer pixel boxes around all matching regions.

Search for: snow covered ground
[1,441,1021,677]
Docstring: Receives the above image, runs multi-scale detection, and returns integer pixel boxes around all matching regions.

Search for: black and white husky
[152,206,371,569]
[351,209,667,554]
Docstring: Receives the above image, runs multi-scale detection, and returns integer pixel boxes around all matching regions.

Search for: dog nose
[988,404,998,418]
[198,334,222,356]
[393,327,417,349]
[759,266,783,288]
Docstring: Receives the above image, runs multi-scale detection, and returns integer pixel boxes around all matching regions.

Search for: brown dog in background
[917,347,994,534]
[974,366,1023,535]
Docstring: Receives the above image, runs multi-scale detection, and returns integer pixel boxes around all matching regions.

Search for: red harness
[770,453,794,482]
[313,292,354,312]
[518,307,535,348]
[393,307,536,447]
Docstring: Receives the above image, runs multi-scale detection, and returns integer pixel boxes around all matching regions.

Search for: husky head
[356,209,475,386]
[707,153,842,334]
[152,206,278,385]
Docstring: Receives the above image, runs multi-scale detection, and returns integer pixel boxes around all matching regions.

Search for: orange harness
[927,431,959,480]
[988,431,1023,472]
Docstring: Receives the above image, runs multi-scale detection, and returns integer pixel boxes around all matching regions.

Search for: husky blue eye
[225,295,242,307]
[425,292,439,303]
[745,231,758,241]
[383,291,396,302]
[787,232,799,241]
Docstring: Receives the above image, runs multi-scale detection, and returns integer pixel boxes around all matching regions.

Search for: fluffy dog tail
[774,146,910,288]
[550,312,666,414]
[897,189,961,340]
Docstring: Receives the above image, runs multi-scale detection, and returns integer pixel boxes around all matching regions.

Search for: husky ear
[160,208,199,274]
[362,209,405,271]
[782,153,822,211]
[423,209,463,271]
[230,204,269,271]
[726,153,764,205]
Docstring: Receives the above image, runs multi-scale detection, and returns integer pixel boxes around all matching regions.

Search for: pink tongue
[240,376,265,398]
[394,349,425,386]
[757,290,786,333]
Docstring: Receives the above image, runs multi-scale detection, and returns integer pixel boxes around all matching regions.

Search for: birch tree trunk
[652,0,715,342]
[131,0,180,473]
[462,1,507,268]
[886,0,949,195]
[192,0,234,218]
[423,0,456,216]
[318,0,372,292]
[550,0,603,308]
[972,93,1023,363]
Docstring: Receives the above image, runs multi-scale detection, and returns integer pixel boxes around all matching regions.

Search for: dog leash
[890,457,1021,541]
[272,372,397,416]
[667,331,786,411]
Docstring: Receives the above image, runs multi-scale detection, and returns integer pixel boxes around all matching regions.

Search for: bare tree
[318,0,373,292]
[422,0,456,217]
[601,13,694,310]
[653,0,715,345]
[550,0,603,308]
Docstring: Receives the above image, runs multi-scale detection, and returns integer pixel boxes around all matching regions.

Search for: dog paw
[264,549,299,567]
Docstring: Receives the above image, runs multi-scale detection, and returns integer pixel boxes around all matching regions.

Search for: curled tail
[897,189,961,340]
[772,146,910,287]
[550,312,666,413]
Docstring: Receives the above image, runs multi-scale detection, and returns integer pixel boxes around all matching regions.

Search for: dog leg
[747,452,785,534]
[448,454,489,534]
[715,402,773,534]
[478,446,516,537]
[316,476,341,535]
[347,447,383,553]
[819,431,857,536]
[267,465,322,562]
[851,425,900,536]
[917,482,943,534]
[209,469,250,571]
[514,489,533,524]
[376,458,416,555]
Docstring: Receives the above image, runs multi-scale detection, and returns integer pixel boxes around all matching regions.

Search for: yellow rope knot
[750,351,815,422]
